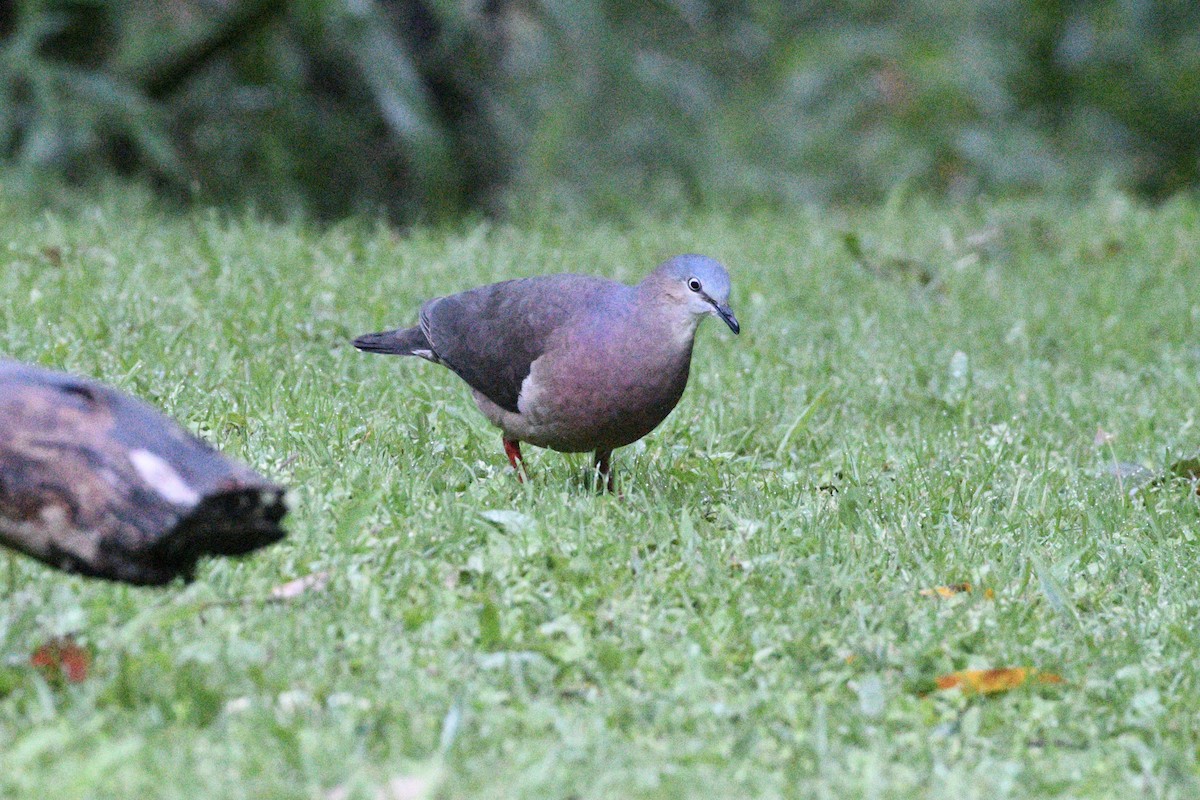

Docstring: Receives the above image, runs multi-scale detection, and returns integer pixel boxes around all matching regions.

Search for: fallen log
[0,360,286,585]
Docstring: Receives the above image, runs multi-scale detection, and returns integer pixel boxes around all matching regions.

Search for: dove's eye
[687,278,702,292]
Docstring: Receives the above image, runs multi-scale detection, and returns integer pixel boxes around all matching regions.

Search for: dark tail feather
[352,326,433,357]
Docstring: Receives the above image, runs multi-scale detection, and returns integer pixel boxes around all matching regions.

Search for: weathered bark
[0,360,286,585]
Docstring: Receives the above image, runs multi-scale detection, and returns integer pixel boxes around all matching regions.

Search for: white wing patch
[129,449,201,506]
[515,360,543,417]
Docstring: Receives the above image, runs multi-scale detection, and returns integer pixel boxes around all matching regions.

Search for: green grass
[3,188,1200,798]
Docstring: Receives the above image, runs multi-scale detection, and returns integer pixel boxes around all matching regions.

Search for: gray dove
[352,254,739,490]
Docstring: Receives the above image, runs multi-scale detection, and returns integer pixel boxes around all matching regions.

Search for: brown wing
[421,274,627,413]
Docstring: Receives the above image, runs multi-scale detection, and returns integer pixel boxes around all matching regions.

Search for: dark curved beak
[713,301,740,335]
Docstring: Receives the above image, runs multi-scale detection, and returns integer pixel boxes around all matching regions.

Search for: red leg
[594,449,615,493]
[503,438,526,482]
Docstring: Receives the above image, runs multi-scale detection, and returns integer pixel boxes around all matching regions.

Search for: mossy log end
[0,360,286,585]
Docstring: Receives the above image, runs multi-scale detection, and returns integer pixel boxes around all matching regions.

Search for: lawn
[2,188,1200,799]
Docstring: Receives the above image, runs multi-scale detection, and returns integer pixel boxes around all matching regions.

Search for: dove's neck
[628,288,701,356]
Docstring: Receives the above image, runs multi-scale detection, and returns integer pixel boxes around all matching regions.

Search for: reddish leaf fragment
[30,636,91,683]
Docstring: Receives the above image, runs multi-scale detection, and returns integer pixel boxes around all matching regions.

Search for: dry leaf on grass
[1103,457,1200,497]
[934,667,1062,695]
[480,509,535,534]
[1100,461,1157,495]
[919,583,995,599]
[270,571,331,600]
[30,636,91,683]
[1169,458,1200,479]
[326,774,436,800]
[920,583,972,598]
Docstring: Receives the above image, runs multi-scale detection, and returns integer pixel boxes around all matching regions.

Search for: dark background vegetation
[0,0,1197,222]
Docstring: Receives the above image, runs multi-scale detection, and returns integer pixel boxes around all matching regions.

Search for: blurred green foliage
[0,0,1196,221]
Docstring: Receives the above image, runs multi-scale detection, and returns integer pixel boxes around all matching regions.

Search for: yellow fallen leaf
[919,582,972,598]
[935,667,1063,695]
